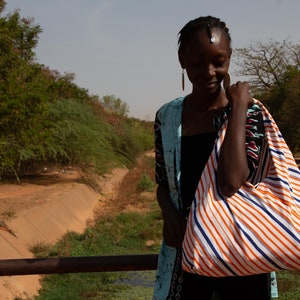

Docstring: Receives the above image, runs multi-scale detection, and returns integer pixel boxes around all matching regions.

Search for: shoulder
[247,99,264,123]
[246,99,265,136]
[248,99,263,114]
[155,97,185,120]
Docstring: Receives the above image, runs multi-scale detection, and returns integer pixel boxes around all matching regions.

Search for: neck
[187,88,228,111]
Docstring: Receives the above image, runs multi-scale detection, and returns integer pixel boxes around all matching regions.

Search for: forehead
[183,28,230,56]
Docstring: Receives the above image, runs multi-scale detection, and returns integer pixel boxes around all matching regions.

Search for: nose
[206,63,215,77]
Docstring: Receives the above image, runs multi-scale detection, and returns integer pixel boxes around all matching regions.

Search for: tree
[99,95,129,117]
[234,39,300,93]
[41,67,91,101]
[234,39,300,152]
[0,6,47,177]
[0,0,6,13]
[266,67,300,152]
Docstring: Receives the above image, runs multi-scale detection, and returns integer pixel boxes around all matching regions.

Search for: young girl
[154,16,271,300]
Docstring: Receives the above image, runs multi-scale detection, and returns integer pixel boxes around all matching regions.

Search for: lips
[194,80,219,91]
[206,81,218,89]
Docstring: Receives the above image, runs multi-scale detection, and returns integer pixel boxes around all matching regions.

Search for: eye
[194,62,205,67]
[214,60,226,68]
[188,59,204,67]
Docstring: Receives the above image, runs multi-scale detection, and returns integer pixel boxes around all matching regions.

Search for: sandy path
[0,167,129,300]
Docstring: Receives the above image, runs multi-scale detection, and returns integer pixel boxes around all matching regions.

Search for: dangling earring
[223,73,231,89]
[182,69,185,91]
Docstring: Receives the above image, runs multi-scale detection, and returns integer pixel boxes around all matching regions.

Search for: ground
[0,168,89,231]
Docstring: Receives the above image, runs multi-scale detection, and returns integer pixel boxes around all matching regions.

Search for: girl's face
[179,28,231,96]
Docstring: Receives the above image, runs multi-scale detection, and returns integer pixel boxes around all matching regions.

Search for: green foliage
[100,94,130,117]
[0,8,49,177]
[261,67,300,152]
[42,68,92,102]
[28,241,52,258]
[35,272,155,300]
[0,5,154,180]
[0,9,41,63]
[137,173,155,192]
[45,99,121,172]
[108,117,153,167]
[43,209,161,258]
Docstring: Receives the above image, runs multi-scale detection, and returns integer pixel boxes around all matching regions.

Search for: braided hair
[178,16,231,53]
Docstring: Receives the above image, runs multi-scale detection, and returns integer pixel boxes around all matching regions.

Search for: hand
[225,81,254,108]
[162,209,187,248]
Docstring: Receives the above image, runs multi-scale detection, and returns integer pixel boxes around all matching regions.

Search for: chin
[205,84,221,95]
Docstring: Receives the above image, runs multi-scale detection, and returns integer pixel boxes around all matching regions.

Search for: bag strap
[198,99,298,192]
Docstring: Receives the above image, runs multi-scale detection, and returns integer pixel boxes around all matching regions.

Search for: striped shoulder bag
[182,100,300,277]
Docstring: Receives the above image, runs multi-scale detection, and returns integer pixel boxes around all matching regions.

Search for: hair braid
[178,16,231,53]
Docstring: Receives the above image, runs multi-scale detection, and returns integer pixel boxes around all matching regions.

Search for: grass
[276,270,300,299]
[28,241,52,258]
[33,209,161,299]
[137,173,155,192]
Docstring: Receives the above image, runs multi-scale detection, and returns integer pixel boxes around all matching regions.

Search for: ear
[178,51,185,69]
[228,48,232,59]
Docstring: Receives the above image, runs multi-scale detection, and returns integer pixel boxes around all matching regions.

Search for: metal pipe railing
[0,254,159,276]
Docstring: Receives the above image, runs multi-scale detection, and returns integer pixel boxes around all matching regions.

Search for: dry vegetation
[93,151,156,219]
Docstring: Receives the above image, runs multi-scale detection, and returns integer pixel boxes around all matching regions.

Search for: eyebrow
[214,53,228,58]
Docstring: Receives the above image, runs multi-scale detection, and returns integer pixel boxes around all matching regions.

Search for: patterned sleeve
[154,113,168,185]
[246,104,265,176]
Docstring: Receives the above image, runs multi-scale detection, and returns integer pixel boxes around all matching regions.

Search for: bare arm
[217,82,252,197]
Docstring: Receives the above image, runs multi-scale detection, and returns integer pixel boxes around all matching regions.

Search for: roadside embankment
[0,167,128,299]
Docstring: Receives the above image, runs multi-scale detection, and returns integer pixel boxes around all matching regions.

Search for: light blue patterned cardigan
[153,97,185,300]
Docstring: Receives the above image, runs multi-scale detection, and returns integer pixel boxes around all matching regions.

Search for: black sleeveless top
[181,132,217,218]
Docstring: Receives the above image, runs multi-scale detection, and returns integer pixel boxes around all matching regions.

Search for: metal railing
[0,254,159,276]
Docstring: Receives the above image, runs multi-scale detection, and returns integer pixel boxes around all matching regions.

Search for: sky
[4,0,300,120]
